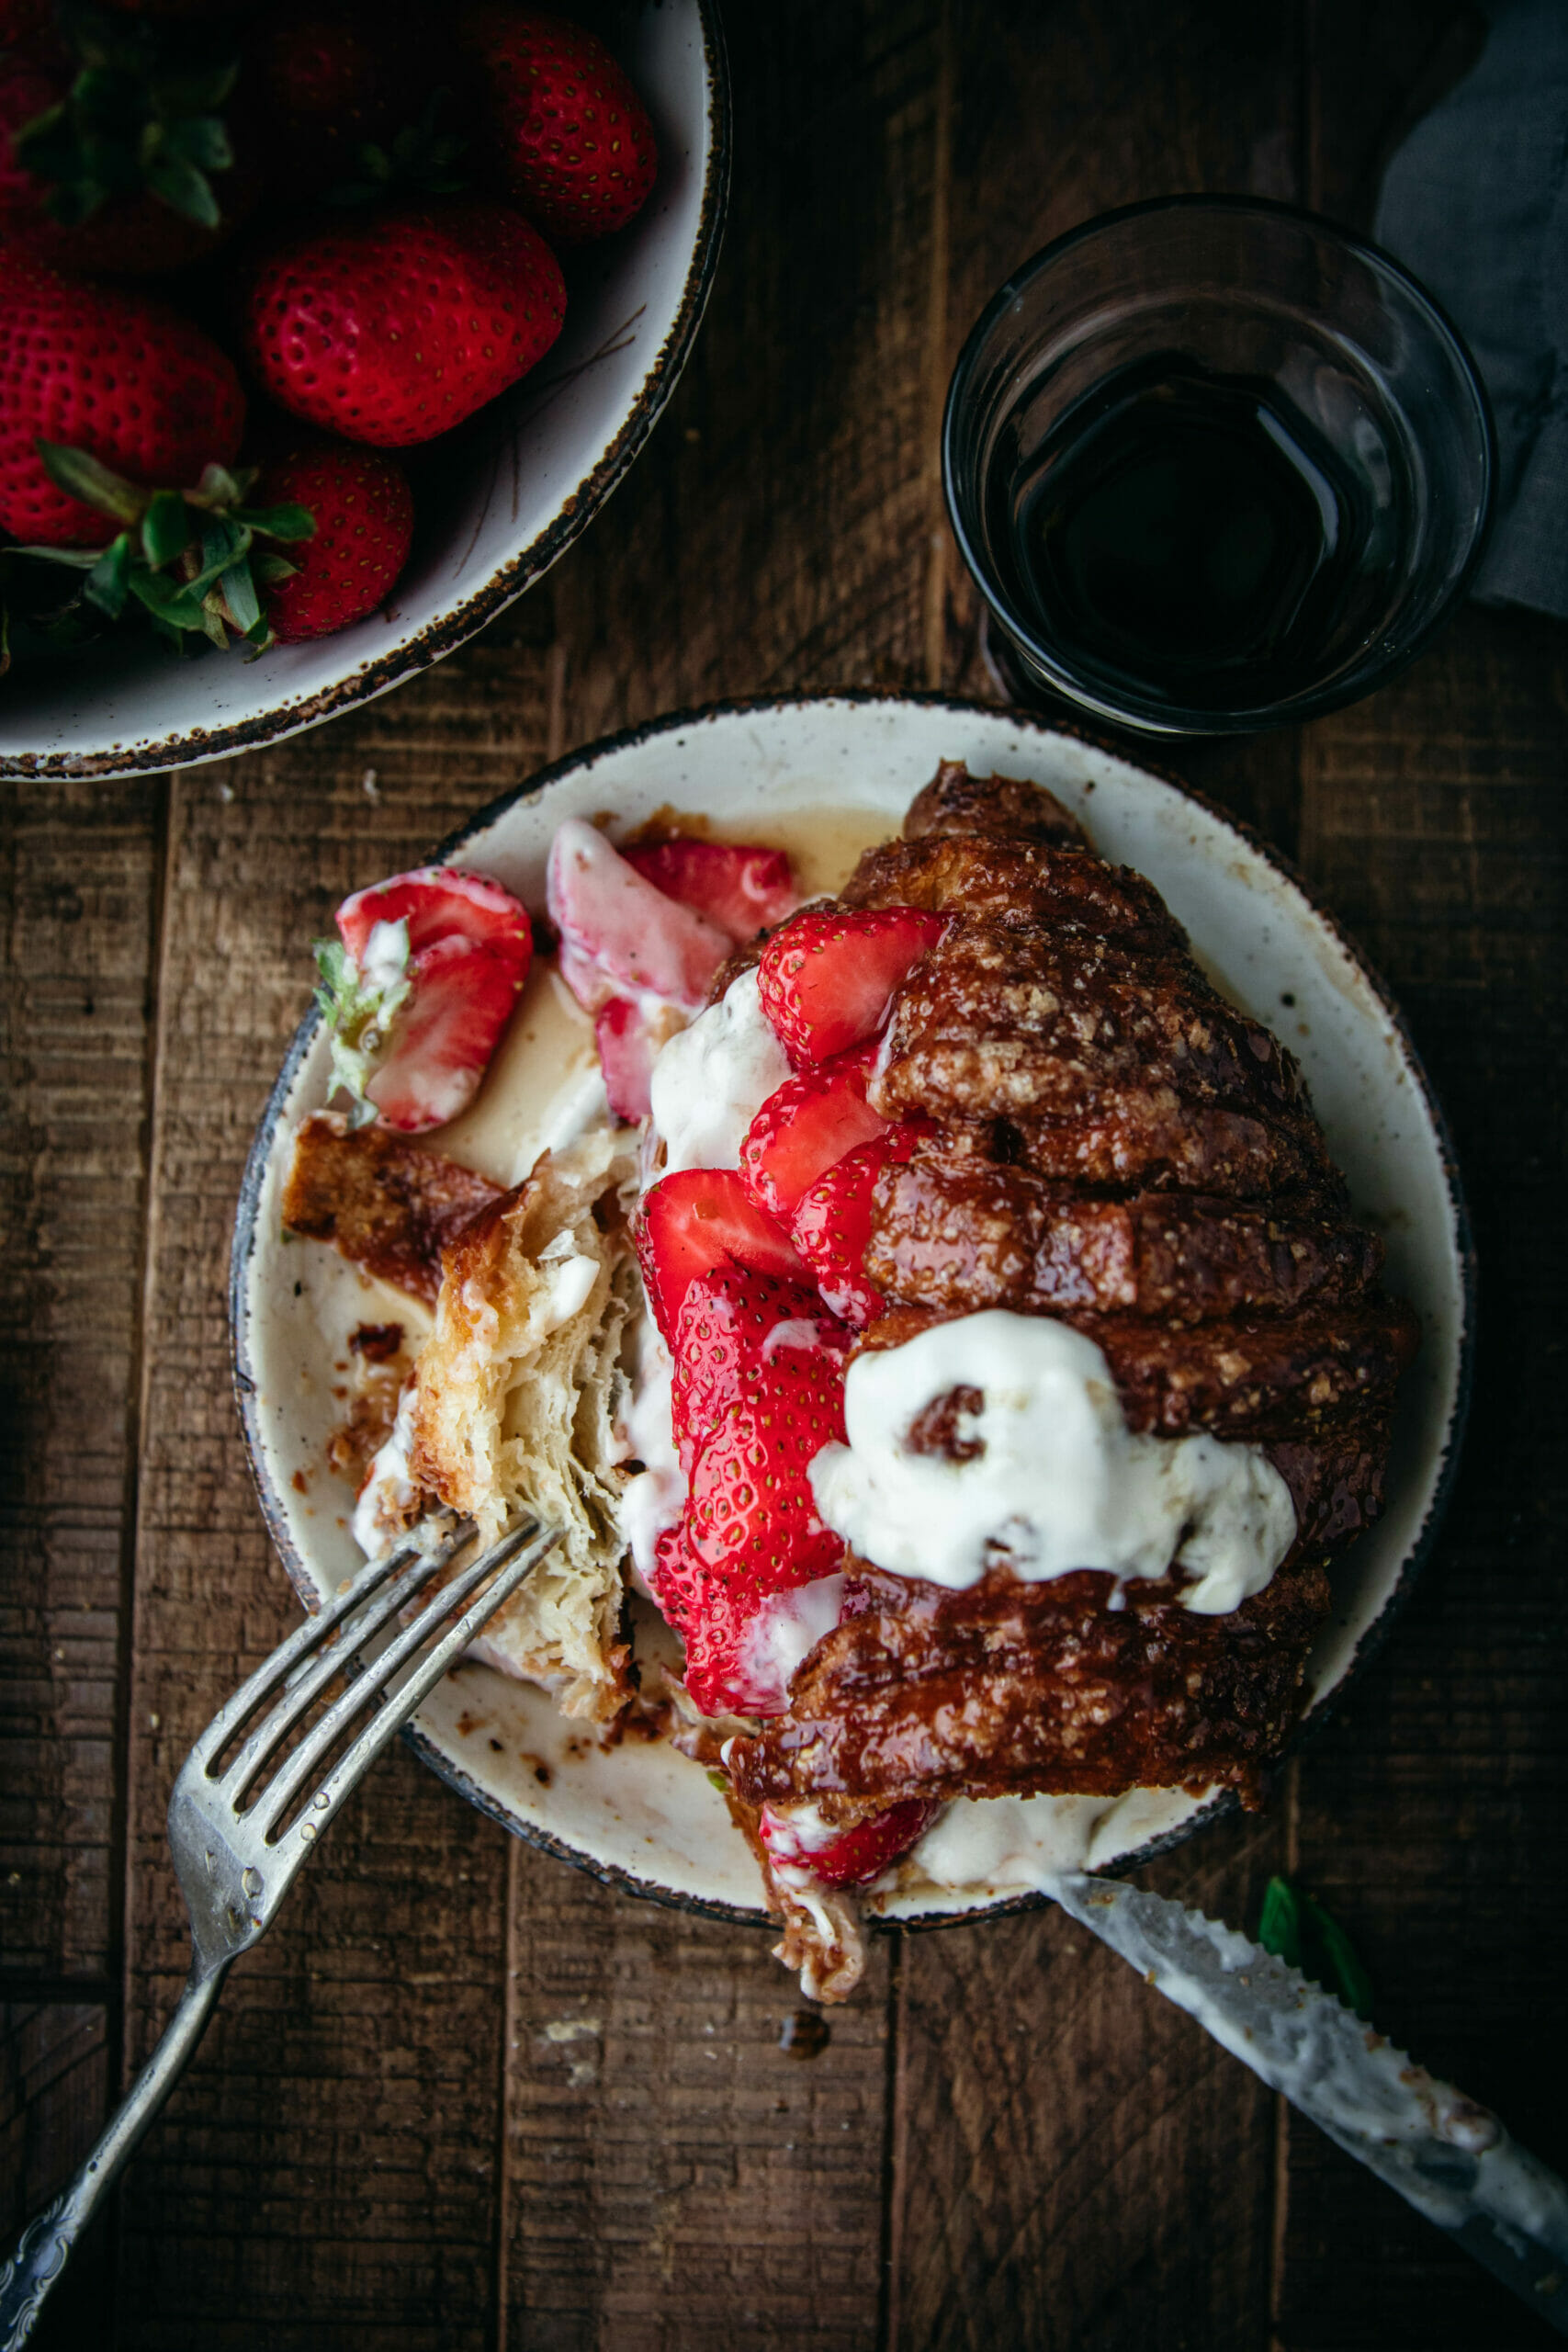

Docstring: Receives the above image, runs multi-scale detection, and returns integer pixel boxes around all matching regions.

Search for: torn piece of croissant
[407,1131,641,1718]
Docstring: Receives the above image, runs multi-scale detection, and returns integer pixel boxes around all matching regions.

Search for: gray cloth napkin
[1375,0,1568,617]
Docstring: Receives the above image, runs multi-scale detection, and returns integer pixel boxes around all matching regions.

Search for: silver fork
[0,1516,558,2349]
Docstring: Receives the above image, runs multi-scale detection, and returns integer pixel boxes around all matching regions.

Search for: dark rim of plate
[0,1,732,785]
[229,690,1477,1934]
[942,191,1499,740]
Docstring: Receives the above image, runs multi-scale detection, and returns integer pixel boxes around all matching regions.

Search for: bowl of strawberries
[0,0,727,778]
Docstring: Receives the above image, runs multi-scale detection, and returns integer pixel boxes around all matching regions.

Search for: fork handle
[0,1958,229,2350]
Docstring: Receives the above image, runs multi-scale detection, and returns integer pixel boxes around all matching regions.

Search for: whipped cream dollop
[648,967,791,1176]
[808,1309,1296,1615]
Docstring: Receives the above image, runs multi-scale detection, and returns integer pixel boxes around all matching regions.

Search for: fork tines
[185,1520,558,1851]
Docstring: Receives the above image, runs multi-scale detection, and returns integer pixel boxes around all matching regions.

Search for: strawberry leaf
[141,491,192,571]
[220,556,261,635]
[16,5,240,231]
[195,463,246,507]
[1301,1894,1374,2022]
[37,440,148,526]
[84,532,135,619]
[234,503,316,544]
[1257,1875,1373,2020]
[312,928,412,1125]
[328,89,469,207]
[164,114,231,173]
[252,551,301,586]
[144,149,220,227]
[1257,1875,1302,1970]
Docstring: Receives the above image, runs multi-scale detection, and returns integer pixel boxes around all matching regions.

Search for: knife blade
[1046,1871,1568,2335]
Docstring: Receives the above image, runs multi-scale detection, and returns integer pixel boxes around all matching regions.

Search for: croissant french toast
[720,763,1416,1827]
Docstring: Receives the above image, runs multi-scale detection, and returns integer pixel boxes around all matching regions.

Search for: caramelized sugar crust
[728,761,1418,1815]
[282,1111,502,1304]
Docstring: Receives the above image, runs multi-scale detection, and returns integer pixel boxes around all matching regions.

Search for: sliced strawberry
[759,1798,939,1890]
[336,865,531,972]
[757,905,947,1065]
[365,935,526,1132]
[624,840,798,944]
[685,1349,846,1582]
[656,1346,849,1717]
[739,1048,890,1221]
[317,864,531,1133]
[547,818,729,1015]
[637,1168,810,1345]
[671,1266,848,1472]
[788,1139,887,1329]
[595,998,656,1122]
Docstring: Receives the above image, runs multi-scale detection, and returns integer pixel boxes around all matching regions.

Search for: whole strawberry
[254,438,413,642]
[243,198,566,447]
[1,13,258,276]
[247,2,426,199]
[0,248,245,545]
[457,6,657,243]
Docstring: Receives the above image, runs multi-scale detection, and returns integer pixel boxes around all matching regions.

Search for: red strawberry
[547,817,729,1014]
[686,1349,846,1580]
[362,933,526,1130]
[248,3,424,198]
[624,840,797,944]
[637,1168,810,1346]
[789,1138,889,1329]
[594,995,662,1123]
[760,1799,938,1891]
[671,1266,848,1472]
[242,198,565,448]
[739,1049,890,1221]
[457,6,657,244]
[655,1342,848,1716]
[336,865,530,965]
[1,16,262,279]
[254,439,412,642]
[758,905,946,1066]
[317,863,532,1133]
[0,248,245,547]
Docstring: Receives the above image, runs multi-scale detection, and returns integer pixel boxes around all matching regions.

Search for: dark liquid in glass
[991,355,1387,708]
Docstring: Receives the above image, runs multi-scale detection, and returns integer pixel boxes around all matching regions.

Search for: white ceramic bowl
[0,3,728,784]
[230,694,1473,1926]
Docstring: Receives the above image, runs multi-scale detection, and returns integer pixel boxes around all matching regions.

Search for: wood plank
[889,1810,1286,2352]
[500,1849,890,2352]
[0,775,161,1986]
[0,2000,113,2351]
[1276,607,1568,2350]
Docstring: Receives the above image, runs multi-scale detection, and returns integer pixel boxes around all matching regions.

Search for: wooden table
[5,5,1565,2346]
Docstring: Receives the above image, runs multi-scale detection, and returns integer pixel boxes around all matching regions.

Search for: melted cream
[733,1573,848,1713]
[615,1318,684,1594]
[648,967,791,1177]
[809,1309,1296,1615]
[427,958,609,1191]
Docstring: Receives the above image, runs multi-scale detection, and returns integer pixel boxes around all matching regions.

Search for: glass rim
[942,192,1498,736]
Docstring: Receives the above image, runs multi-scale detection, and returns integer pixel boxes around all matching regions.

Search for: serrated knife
[1045,1872,1568,2335]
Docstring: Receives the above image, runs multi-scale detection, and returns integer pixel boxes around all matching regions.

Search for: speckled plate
[229,694,1473,1928]
[0,2,728,784]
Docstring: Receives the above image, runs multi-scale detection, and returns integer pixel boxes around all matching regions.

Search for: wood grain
[0,777,161,1986]
[500,1848,890,2352]
[1277,610,1568,2352]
